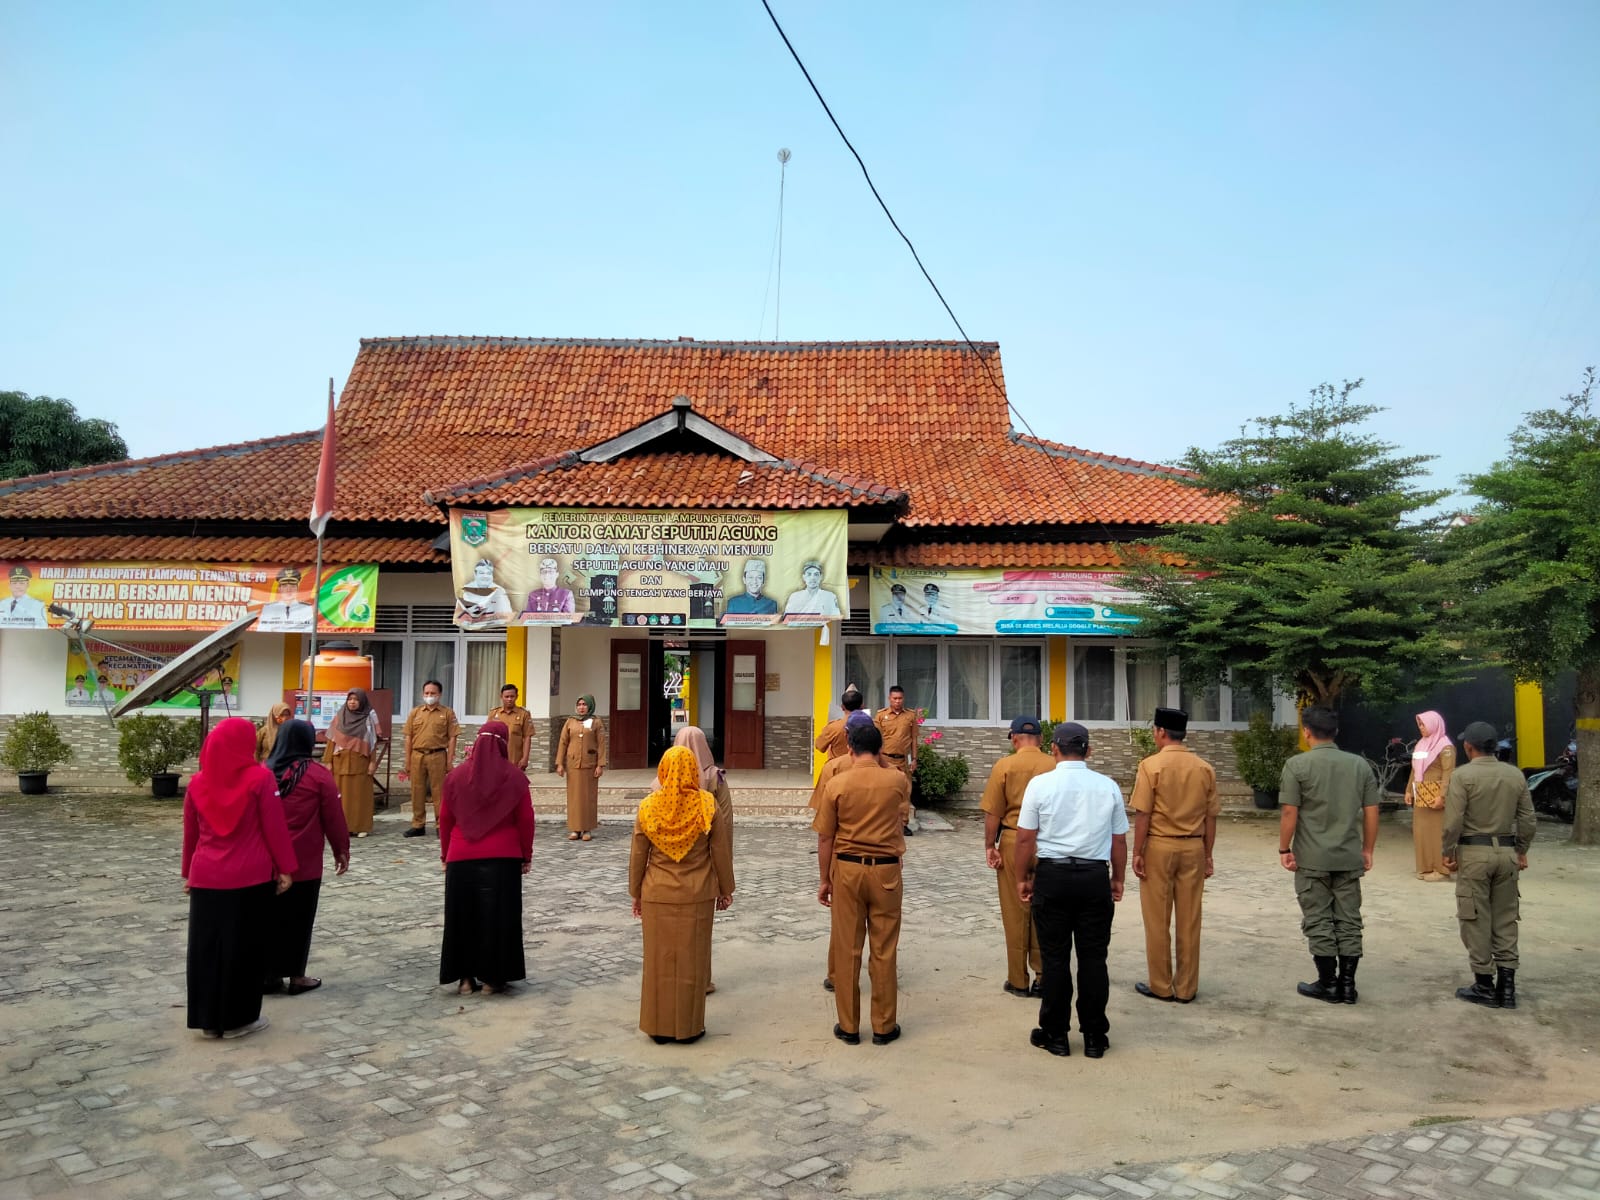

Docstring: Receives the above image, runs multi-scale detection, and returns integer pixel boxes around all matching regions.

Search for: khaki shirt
[874,707,919,762]
[979,746,1056,829]
[815,717,850,761]
[813,763,910,859]
[628,798,735,904]
[557,716,607,769]
[488,705,536,766]
[1442,756,1537,856]
[1279,744,1378,871]
[404,704,459,755]
[1129,744,1220,836]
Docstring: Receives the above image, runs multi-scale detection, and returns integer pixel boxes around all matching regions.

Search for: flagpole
[305,377,335,719]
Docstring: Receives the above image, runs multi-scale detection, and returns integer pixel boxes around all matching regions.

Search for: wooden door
[723,639,765,770]
[609,639,648,769]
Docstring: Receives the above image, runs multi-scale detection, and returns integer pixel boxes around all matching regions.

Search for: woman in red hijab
[182,716,296,1040]
[438,721,535,996]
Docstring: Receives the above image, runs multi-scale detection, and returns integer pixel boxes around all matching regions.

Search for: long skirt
[439,859,526,987]
[188,882,274,1032]
[1413,804,1447,877]
[639,898,713,1040]
[565,768,599,833]
[331,759,374,834]
[267,879,322,979]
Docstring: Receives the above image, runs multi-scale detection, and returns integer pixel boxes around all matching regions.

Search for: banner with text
[0,560,378,633]
[65,639,244,710]
[447,508,849,630]
[870,566,1143,636]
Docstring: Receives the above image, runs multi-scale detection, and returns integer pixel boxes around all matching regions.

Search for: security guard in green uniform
[1441,721,1536,1009]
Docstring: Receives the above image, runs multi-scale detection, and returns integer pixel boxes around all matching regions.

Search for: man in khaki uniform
[487,684,536,771]
[814,722,911,1045]
[1442,720,1536,1009]
[399,679,459,837]
[1130,707,1219,1004]
[1278,705,1379,1003]
[875,685,920,835]
[981,716,1057,998]
[814,685,864,762]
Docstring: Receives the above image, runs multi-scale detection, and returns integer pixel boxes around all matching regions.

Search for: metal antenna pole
[776,148,790,339]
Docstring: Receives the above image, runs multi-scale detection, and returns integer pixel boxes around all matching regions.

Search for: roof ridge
[0,429,322,498]
[358,336,999,353]
[1011,432,1195,480]
[423,451,584,505]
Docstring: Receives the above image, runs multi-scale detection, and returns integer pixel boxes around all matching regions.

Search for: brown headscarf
[189,717,268,836]
[443,720,532,843]
[328,688,376,753]
[673,725,722,792]
[257,701,292,762]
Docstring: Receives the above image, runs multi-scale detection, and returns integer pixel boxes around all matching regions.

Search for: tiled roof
[857,541,1188,568]
[0,535,443,565]
[425,452,906,510]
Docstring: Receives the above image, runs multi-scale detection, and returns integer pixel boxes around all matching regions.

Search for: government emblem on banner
[460,514,489,546]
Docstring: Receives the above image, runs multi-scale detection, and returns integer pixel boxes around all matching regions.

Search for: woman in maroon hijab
[182,717,296,1039]
[438,721,535,996]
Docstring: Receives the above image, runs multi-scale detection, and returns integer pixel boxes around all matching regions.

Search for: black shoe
[903,825,915,837]
[1028,979,1043,998]
[871,1025,901,1046]
[1496,967,1517,1010]
[1134,981,1175,1002]
[832,1023,860,1045]
[1174,994,1196,1004]
[403,827,426,838]
[1457,973,1500,1007]
[1297,955,1342,1004]
[1083,1035,1109,1059]
[651,1035,674,1045]
[262,977,285,995]
[1337,955,1360,1005]
[822,977,835,993]
[1002,981,1031,998]
[1029,1027,1070,1057]
[675,1031,705,1045]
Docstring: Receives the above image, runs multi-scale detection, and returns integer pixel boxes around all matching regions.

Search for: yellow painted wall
[280,637,300,691]
[813,629,833,781]
[1048,637,1067,722]
[1514,680,1545,768]
[505,626,527,701]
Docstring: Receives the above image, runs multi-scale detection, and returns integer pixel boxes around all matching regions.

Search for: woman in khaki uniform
[323,689,379,837]
[628,747,735,1043]
[1406,710,1455,881]
[674,725,732,994]
[255,702,292,763]
[556,695,606,841]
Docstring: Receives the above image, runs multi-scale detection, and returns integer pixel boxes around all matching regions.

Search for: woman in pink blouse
[182,717,296,1040]
[438,720,535,996]
[263,720,350,995]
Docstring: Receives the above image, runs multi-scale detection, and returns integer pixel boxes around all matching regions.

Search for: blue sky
[3,1,1597,505]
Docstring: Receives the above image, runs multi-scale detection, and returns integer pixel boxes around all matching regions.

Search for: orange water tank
[300,642,373,693]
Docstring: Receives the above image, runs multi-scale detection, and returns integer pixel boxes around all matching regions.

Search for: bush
[1232,710,1300,794]
[914,741,970,806]
[1128,726,1158,761]
[117,713,203,784]
[1,712,73,774]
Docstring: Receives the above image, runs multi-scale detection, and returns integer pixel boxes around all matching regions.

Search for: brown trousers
[996,829,1041,988]
[829,859,902,1035]
[1139,836,1206,1000]
[408,749,448,828]
[1412,804,1447,876]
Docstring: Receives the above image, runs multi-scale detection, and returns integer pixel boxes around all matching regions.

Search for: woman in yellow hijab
[628,746,735,1044]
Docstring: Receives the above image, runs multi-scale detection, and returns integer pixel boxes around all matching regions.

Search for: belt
[1151,832,1202,839]
[414,748,447,756]
[1038,856,1107,868]
[1457,834,1517,847]
[883,752,906,759]
[836,853,900,866]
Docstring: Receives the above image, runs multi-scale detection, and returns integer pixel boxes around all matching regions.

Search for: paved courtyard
[1,794,1598,1199]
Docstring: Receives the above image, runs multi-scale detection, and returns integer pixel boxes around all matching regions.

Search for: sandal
[580,832,592,842]
[567,832,580,841]
[458,979,478,995]
[287,977,322,995]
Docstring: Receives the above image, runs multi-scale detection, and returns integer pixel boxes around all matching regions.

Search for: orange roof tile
[0,535,443,565]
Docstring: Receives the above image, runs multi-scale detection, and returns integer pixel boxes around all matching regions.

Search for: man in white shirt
[66,674,94,705]
[258,566,316,631]
[3,565,50,628]
[1015,721,1128,1060]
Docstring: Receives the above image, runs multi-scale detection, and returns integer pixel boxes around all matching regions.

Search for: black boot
[1456,973,1499,1007]
[1296,955,1341,1003]
[1337,956,1359,1005]
[1496,967,1517,1010]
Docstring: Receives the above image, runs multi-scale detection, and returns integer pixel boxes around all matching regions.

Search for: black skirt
[188,882,275,1032]
[267,879,322,980]
[439,858,526,987]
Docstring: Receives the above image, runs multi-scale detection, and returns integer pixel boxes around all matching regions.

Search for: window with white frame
[843,637,1044,725]
[1069,640,1265,726]
[354,605,508,720]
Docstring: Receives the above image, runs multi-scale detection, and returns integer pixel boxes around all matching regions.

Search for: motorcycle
[1496,735,1577,824]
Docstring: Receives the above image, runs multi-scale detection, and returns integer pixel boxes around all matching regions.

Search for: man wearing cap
[1278,705,1380,1003]
[66,674,93,705]
[259,567,315,631]
[2,565,49,628]
[814,685,865,762]
[522,558,575,615]
[875,685,921,835]
[1129,706,1219,1004]
[1442,721,1536,1009]
[878,583,914,622]
[814,721,911,1046]
[980,716,1057,998]
[1015,722,1128,1059]
[919,583,947,624]
[488,683,536,771]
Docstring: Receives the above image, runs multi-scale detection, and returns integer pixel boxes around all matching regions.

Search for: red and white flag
[309,379,337,538]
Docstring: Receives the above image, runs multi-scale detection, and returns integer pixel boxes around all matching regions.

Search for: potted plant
[1,712,73,794]
[1233,710,1300,809]
[118,712,203,798]
[910,711,970,807]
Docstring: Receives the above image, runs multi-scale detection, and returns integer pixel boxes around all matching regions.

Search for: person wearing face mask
[399,681,459,839]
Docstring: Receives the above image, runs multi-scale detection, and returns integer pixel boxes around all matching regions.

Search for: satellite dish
[110,610,259,718]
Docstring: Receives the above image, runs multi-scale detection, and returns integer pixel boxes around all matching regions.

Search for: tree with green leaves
[1459,368,1600,844]
[1124,380,1460,711]
[0,391,128,480]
